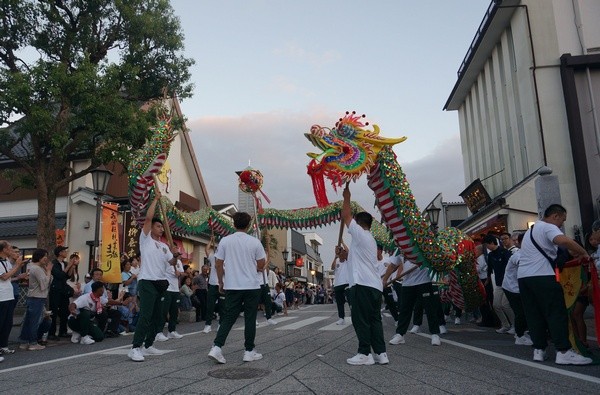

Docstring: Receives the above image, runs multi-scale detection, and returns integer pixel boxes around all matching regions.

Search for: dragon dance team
[1,186,597,368]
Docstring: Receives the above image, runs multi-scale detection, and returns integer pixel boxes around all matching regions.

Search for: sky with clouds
[169,0,491,269]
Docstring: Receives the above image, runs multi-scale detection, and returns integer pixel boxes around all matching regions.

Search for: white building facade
[445,0,600,239]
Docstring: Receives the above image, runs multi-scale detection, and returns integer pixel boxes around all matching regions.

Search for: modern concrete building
[444,0,600,240]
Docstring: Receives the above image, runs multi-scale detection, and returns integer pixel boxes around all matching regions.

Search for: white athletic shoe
[431,334,441,346]
[533,349,547,362]
[336,318,345,325]
[202,325,212,334]
[507,326,515,335]
[168,331,183,339]
[409,325,420,334]
[496,327,510,334]
[155,332,169,342]
[514,335,533,346]
[555,349,593,365]
[267,319,277,325]
[243,349,263,362]
[439,325,448,334]
[208,345,226,364]
[454,317,461,325]
[70,332,81,344]
[142,346,165,356]
[373,352,389,365]
[346,353,375,365]
[128,347,144,362]
[389,334,405,345]
[79,335,95,345]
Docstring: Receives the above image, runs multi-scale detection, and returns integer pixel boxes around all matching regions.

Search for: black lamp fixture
[91,165,113,195]
[426,202,441,230]
[282,248,289,261]
[89,165,113,272]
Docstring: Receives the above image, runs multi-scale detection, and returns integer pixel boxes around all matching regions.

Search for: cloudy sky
[169,0,490,268]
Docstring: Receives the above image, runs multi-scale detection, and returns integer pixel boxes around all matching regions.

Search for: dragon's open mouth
[304,133,340,163]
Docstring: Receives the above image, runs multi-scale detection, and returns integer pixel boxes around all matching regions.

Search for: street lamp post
[89,165,113,272]
[310,269,315,286]
[426,202,441,233]
[282,248,290,277]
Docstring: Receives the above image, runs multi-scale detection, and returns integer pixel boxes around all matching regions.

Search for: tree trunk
[36,173,58,254]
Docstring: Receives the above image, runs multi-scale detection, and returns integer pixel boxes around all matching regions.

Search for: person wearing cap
[48,246,78,340]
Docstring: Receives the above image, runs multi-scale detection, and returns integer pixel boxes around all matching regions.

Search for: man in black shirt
[49,246,78,339]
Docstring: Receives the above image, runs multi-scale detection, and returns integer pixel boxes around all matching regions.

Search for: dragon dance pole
[152,174,174,247]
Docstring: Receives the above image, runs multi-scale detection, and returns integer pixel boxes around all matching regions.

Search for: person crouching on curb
[68,281,106,345]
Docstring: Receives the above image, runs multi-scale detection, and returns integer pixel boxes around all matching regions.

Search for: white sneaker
[208,345,226,364]
[336,318,345,325]
[507,326,515,335]
[70,332,81,344]
[533,349,547,362]
[256,321,259,327]
[168,331,183,339]
[555,349,593,365]
[128,347,145,362]
[155,332,169,342]
[202,325,212,334]
[431,334,441,346]
[496,327,509,334]
[409,325,420,334]
[439,325,448,334]
[444,315,450,322]
[373,352,389,365]
[142,345,165,356]
[454,317,461,325]
[0,356,4,362]
[267,319,277,325]
[346,353,375,365]
[80,335,95,345]
[243,349,263,362]
[514,335,533,346]
[389,334,405,345]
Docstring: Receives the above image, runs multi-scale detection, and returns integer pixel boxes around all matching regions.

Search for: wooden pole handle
[152,175,174,246]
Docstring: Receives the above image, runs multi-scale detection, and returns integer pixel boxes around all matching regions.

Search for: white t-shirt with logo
[502,250,520,293]
[207,251,219,286]
[401,260,432,287]
[214,232,265,290]
[138,230,172,281]
[518,221,563,279]
[347,219,382,292]
[71,292,101,315]
[333,258,350,287]
[166,260,184,292]
[0,259,14,302]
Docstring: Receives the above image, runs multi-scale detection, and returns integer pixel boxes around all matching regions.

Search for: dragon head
[305,111,406,189]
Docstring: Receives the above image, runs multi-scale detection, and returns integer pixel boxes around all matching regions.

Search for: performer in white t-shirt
[332,242,350,325]
[128,189,181,363]
[341,185,388,366]
[517,204,591,365]
[208,212,266,365]
[202,235,221,333]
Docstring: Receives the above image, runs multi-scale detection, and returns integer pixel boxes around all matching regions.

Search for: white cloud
[272,42,341,67]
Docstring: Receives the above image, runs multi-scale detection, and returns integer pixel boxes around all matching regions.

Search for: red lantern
[295,257,304,267]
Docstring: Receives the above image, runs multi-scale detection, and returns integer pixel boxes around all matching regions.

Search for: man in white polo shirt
[518,204,591,365]
[341,185,387,366]
[208,212,266,364]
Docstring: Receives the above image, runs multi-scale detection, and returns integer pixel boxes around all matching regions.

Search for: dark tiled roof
[0,214,67,238]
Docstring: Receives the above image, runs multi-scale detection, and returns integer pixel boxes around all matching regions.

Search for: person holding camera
[518,204,591,365]
[49,246,79,340]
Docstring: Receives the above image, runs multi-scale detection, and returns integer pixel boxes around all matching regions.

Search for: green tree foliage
[0,0,194,251]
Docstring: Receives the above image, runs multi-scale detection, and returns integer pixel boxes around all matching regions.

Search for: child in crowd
[273,283,287,316]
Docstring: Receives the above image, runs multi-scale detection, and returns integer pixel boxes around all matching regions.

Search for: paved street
[1,303,599,394]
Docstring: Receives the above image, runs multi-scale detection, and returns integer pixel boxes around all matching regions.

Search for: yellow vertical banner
[100,202,122,283]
